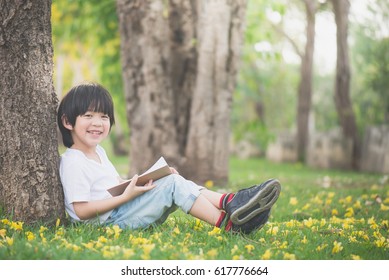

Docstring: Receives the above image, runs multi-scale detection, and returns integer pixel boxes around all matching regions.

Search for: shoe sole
[230,179,281,225]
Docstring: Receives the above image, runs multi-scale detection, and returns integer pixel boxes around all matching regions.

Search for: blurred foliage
[233,0,298,152]
[52,0,128,137]
[51,0,388,156]
[350,0,389,129]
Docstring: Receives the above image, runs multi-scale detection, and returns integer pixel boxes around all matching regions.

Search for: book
[107,156,172,196]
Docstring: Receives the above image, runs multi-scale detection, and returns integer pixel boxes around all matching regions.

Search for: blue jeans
[105,174,203,229]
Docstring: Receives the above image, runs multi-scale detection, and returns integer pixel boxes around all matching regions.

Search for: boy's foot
[225,179,281,226]
[231,209,271,234]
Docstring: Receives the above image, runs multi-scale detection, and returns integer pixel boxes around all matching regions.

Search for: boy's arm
[73,174,156,220]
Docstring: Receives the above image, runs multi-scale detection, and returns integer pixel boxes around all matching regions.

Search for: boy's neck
[71,145,101,163]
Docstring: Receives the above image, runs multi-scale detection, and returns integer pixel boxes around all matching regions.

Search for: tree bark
[116,0,246,185]
[331,0,360,169]
[0,0,64,223]
[296,0,317,162]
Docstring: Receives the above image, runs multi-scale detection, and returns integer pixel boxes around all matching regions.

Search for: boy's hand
[170,167,179,174]
[121,174,156,202]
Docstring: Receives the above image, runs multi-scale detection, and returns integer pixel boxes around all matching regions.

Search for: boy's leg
[189,194,223,225]
[199,189,224,208]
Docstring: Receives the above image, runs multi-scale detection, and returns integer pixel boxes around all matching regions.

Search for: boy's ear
[61,115,73,130]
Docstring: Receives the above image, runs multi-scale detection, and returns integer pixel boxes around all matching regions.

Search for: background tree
[117,0,247,185]
[266,0,317,162]
[296,0,317,162]
[331,0,360,168]
[0,0,64,223]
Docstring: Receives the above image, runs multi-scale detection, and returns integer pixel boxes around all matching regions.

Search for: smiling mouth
[88,130,103,135]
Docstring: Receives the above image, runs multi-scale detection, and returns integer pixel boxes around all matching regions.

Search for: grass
[1,156,388,260]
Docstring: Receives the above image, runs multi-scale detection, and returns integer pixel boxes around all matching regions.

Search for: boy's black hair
[57,82,116,148]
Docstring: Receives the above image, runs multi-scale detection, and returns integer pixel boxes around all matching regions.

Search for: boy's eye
[102,115,110,120]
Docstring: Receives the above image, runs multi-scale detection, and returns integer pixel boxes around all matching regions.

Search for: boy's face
[64,111,111,152]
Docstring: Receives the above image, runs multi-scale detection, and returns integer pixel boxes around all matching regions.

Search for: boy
[57,82,281,233]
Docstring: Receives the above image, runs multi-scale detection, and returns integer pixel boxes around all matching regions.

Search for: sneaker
[231,209,271,234]
[225,179,281,225]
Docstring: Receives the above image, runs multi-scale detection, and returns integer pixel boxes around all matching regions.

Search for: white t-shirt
[59,145,120,223]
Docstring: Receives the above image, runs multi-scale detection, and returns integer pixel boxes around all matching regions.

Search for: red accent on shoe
[216,212,226,228]
[227,193,235,204]
[219,194,227,209]
[225,220,233,232]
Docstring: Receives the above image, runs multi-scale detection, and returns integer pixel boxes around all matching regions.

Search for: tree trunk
[296,0,317,162]
[0,0,64,224]
[116,0,246,185]
[331,0,360,169]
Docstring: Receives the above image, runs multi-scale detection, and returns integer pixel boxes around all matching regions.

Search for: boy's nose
[92,118,103,126]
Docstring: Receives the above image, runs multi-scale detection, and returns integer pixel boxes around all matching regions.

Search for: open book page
[107,157,172,197]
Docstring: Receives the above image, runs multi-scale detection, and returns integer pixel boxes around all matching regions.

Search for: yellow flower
[261,249,272,260]
[332,241,343,254]
[141,244,155,259]
[208,227,221,236]
[216,236,223,241]
[331,209,339,216]
[98,236,108,243]
[266,226,279,235]
[374,237,386,248]
[327,192,335,199]
[283,252,296,260]
[82,242,95,250]
[353,200,362,209]
[302,203,311,210]
[344,207,354,218]
[348,236,357,243]
[71,244,81,252]
[130,236,150,245]
[0,229,6,238]
[258,238,266,243]
[245,244,255,253]
[289,197,298,206]
[55,227,65,238]
[39,226,48,233]
[303,218,314,228]
[1,219,10,225]
[351,254,361,260]
[285,220,296,228]
[6,236,14,246]
[207,248,218,258]
[25,231,35,241]
[10,221,23,231]
[316,244,328,252]
[312,195,323,205]
[106,225,122,239]
[231,245,239,255]
[204,180,214,188]
[279,241,288,249]
[56,218,61,227]
[301,236,308,244]
[122,248,135,258]
[232,255,242,260]
[193,219,203,231]
[173,227,181,235]
[380,204,389,211]
[345,196,353,204]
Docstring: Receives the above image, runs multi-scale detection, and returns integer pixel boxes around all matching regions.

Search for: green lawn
[1,156,388,260]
